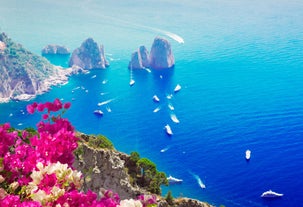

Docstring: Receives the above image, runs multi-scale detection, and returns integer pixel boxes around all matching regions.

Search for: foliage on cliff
[0,32,67,102]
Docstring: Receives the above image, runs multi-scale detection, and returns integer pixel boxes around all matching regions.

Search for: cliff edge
[0,32,75,103]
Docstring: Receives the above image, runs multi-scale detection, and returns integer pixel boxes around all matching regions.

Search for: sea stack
[128,46,150,69]
[69,38,109,70]
[149,37,174,69]
[42,45,70,55]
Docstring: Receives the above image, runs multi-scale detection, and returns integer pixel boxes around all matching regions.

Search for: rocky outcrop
[69,38,109,70]
[128,46,150,69]
[149,37,175,69]
[0,32,78,103]
[73,142,146,199]
[41,44,70,55]
[129,37,175,70]
[158,198,213,207]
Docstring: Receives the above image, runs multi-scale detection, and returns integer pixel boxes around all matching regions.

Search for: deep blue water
[1,0,303,206]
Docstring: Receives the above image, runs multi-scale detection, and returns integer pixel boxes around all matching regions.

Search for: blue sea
[1,0,303,206]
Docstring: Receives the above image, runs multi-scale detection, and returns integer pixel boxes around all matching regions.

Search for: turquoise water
[1,0,303,206]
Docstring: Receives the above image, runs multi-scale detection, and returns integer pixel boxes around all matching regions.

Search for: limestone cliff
[42,44,70,55]
[69,38,109,70]
[129,37,175,70]
[73,133,214,207]
[0,32,76,103]
[128,45,150,69]
[149,37,175,69]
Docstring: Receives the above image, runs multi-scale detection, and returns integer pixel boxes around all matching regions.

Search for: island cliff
[41,44,70,55]
[69,38,109,70]
[74,133,213,207]
[129,37,175,70]
[0,32,77,103]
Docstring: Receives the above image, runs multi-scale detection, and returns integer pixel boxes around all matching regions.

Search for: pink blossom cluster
[0,99,157,207]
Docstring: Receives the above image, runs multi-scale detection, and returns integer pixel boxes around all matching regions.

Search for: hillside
[0,32,73,103]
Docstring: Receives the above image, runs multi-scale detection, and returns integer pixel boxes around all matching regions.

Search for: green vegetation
[126,151,168,195]
[165,191,174,205]
[0,32,55,87]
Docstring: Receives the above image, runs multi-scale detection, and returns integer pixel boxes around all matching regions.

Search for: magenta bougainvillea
[0,99,156,207]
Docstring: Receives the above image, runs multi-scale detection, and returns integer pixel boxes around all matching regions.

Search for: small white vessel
[168,103,174,110]
[153,106,161,113]
[261,190,283,198]
[170,113,180,123]
[174,84,181,93]
[164,124,173,136]
[93,110,104,116]
[91,75,97,79]
[167,175,183,184]
[153,95,160,102]
[245,149,251,160]
[129,79,135,86]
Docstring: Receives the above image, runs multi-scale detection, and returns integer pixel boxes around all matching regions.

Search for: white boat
[261,190,283,198]
[170,113,180,123]
[174,84,181,93]
[168,103,174,110]
[167,175,183,184]
[93,110,104,116]
[153,95,160,102]
[245,149,251,160]
[164,124,173,135]
[129,79,135,86]
[91,75,97,79]
[153,106,161,113]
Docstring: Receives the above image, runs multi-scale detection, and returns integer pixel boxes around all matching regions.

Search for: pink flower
[42,114,49,120]
[63,102,71,110]
[27,104,35,114]
[37,103,45,112]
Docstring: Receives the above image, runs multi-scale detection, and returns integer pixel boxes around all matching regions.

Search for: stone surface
[0,32,77,103]
[41,45,70,55]
[69,38,109,70]
[128,46,150,69]
[149,37,175,69]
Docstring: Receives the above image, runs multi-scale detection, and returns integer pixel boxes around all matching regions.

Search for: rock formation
[128,45,149,69]
[0,32,77,103]
[73,133,214,206]
[69,38,109,70]
[129,37,175,70]
[41,44,70,55]
[149,37,175,69]
[73,137,146,199]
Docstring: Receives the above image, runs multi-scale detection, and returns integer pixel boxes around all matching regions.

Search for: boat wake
[97,98,115,106]
[190,172,206,189]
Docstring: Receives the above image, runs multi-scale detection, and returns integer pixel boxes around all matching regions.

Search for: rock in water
[69,38,109,70]
[128,45,149,69]
[42,45,70,55]
[149,37,174,69]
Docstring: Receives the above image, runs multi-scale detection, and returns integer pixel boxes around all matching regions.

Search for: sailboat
[174,84,181,93]
[129,64,135,86]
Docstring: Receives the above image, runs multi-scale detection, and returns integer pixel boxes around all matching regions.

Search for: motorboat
[164,124,173,136]
[245,149,251,160]
[153,95,160,102]
[129,79,135,86]
[167,175,183,184]
[174,84,181,93]
[93,110,104,116]
[153,106,161,113]
[261,190,283,198]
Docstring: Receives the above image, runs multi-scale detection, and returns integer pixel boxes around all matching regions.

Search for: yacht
[261,190,283,198]
[174,84,181,93]
[93,110,104,116]
[245,149,251,160]
[153,95,160,102]
[129,79,135,86]
[165,124,173,136]
[167,175,183,184]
